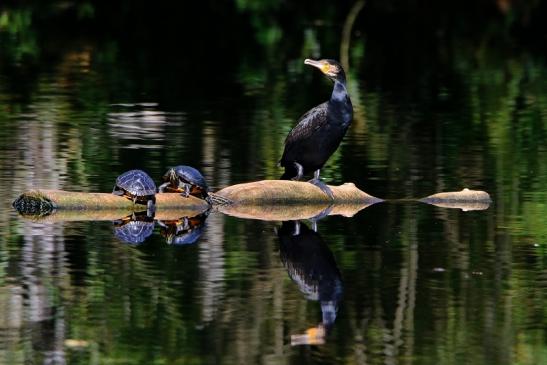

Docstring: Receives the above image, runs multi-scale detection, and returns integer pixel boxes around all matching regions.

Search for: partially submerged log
[418,188,491,211]
[12,183,491,222]
[13,190,210,221]
[13,181,384,222]
[214,180,383,220]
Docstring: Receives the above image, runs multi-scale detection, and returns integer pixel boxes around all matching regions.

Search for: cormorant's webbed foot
[308,178,334,200]
[309,205,333,232]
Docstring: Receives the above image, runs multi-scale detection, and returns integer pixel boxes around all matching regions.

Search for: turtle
[157,211,208,245]
[112,169,157,216]
[167,224,204,245]
[113,214,155,245]
[159,165,211,203]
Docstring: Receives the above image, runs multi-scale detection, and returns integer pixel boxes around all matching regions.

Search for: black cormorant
[280,59,353,198]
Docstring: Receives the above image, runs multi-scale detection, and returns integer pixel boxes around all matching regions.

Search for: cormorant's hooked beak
[304,58,321,67]
[304,59,322,68]
[304,59,332,76]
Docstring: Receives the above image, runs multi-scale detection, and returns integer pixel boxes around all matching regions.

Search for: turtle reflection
[276,220,343,345]
[157,211,209,245]
[113,212,155,245]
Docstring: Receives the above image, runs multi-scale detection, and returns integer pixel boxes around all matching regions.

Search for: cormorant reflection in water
[157,211,209,245]
[277,220,343,345]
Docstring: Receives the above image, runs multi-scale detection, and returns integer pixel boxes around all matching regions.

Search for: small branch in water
[340,0,366,72]
[418,188,492,211]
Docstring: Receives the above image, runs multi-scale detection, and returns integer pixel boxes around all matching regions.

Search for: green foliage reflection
[0,1,546,364]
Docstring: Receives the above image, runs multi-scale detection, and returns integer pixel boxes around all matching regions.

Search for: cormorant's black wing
[284,102,328,146]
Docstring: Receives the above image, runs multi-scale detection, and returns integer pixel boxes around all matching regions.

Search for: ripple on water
[107,104,187,150]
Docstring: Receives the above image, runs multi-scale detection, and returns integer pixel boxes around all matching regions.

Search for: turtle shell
[115,169,157,197]
[114,220,155,244]
[170,165,208,192]
[169,225,204,245]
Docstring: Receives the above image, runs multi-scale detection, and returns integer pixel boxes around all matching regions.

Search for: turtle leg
[158,182,170,193]
[182,217,190,231]
[180,183,191,198]
[147,199,156,218]
[130,196,138,220]
[308,169,334,200]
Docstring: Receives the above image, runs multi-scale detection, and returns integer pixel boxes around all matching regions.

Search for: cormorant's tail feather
[280,163,298,180]
[280,170,293,180]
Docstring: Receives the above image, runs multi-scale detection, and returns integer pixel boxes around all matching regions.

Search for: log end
[12,191,56,217]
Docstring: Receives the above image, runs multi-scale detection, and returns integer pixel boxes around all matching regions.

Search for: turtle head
[163,168,178,183]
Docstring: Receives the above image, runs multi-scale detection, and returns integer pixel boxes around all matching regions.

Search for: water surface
[0,3,546,364]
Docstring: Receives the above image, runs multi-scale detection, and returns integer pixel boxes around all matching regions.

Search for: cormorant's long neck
[330,80,347,102]
[328,80,352,126]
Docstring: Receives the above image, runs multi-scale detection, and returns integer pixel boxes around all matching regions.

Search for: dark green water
[1,2,546,364]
